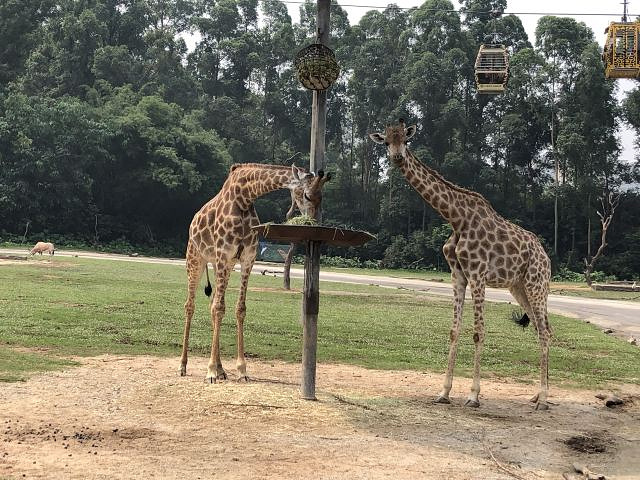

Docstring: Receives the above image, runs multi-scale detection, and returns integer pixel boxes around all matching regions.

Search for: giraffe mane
[408,150,496,213]
[229,163,307,172]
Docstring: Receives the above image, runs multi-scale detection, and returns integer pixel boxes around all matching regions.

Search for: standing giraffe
[180,163,330,383]
[370,120,552,410]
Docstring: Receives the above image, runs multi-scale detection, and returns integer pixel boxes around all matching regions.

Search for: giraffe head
[369,119,417,165]
[289,166,331,219]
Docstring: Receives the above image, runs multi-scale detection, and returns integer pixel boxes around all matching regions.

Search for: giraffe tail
[204,265,212,297]
[511,311,530,329]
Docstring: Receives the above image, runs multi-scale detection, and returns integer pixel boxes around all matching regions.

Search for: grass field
[1,256,639,386]
[4,242,638,301]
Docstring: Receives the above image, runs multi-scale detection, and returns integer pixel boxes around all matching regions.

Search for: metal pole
[301,0,330,401]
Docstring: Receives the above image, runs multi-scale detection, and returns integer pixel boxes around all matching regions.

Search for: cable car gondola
[475,38,509,94]
[603,1,640,78]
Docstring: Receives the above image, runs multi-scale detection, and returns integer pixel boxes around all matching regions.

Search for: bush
[289,254,381,269]
[320,256,362,268]
[0,231,184,258]
[589,270,617,283]
[381,224,452,270]
[552,268,585,282]
[551,268,617,283]
[320,256,381,269]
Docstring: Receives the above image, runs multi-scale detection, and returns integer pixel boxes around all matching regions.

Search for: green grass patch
[0,345,77,382]
[0,256,638,387]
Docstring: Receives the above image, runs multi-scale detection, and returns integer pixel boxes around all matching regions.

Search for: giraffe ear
[291,164,303,182]
[405,125,417,140]
[318,171,332,185]
[369,132,386,144]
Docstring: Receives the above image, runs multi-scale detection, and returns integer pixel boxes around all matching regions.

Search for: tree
[0,94,108,233]
[0,0,55,89]
[1,1,639,278]
[584,192,620,287]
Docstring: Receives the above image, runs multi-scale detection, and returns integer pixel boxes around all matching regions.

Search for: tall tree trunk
[283,243,295,290]
[586,193,592,259]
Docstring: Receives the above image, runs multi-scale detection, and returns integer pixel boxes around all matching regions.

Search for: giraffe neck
[397,150,479,229]
[226,164,297,210]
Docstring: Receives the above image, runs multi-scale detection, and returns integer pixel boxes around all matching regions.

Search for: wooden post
[301,240,321,399]
[301,0,330,401]
[309,0,330,176]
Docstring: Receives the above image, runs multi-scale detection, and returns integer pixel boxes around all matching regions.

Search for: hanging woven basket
[294,43,340,90]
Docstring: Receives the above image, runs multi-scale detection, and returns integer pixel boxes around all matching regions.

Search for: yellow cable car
[475,43,509,94]
[603,21,640,78]
[603,0,640,78]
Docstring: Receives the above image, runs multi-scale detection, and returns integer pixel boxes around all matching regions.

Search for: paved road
[3,247,639,339]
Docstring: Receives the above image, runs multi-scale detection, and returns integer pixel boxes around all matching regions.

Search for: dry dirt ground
[1,355,639,480]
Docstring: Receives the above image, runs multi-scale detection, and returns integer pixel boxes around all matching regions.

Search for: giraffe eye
[304,193,312,202]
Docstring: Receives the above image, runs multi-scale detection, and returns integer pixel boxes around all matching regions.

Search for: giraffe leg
[524,282,551,411]
[234,249,256,382]
[509,283,534,328]
[206,260,233,384]
[436,264,467,404]
[179,242,205,376]
[510,283,544,406]
[465,279,486,408]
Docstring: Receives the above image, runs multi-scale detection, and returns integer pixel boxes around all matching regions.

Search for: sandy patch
[1,355,639,480]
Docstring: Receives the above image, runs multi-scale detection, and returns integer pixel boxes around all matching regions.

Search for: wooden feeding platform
[253,223,375,400]
[253,223,374,247]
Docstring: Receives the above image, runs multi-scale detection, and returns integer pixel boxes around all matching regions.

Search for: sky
[285,0,639,162]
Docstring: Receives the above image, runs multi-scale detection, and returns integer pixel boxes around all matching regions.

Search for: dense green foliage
[1,257,638,386]
[1,1,639,277]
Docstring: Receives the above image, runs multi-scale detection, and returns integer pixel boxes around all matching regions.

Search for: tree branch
[584,191,620,287]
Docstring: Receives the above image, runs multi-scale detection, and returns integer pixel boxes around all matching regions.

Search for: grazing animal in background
[180,163,330,383]
[370,120,552,410]
[30,242,55,256]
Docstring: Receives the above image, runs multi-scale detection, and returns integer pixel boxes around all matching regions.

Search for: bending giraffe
[180,163,330,383]
[370,120,552,410]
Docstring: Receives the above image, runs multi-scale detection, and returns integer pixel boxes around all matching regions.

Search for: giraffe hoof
[434,396,451,404]
[534,401,549,411]
[179,366,187,377]
[216,372,227,381]
[464,399,480,408]
[237,376,249,383]
[205,376,216,384]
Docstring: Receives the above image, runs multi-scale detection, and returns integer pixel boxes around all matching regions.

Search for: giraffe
[180,163,330,383]
[370,120,552,410]
[280,172,332,287]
